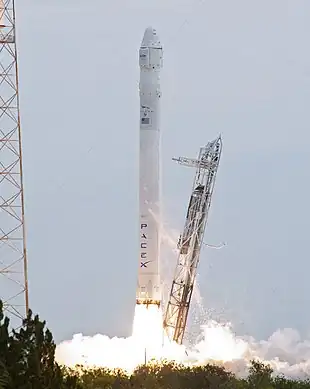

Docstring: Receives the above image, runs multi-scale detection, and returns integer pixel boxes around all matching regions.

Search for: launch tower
[163,136,222,344]
[0,0,29,323]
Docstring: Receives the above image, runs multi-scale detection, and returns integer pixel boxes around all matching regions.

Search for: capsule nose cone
[141,26,161,48]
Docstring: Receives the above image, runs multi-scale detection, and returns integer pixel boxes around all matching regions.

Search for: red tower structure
[0,0,29,324]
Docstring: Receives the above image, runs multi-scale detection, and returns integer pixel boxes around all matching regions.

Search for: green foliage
[247,359,273,389]
[0,301,65,389]
[1,300,310,388]
[0,360,10,389]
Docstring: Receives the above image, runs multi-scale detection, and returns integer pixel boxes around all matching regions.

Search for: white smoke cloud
[55,315,310,379]
[55,220,310,379]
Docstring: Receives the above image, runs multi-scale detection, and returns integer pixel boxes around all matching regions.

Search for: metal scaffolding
[0,0,28,324]
[163,136,222,344]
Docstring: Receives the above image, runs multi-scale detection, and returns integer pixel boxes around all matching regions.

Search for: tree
[4,309,62,388]
[0,300,75,389]
[0,301,10,389]
[0,360,9,389]
[247,360,273,389]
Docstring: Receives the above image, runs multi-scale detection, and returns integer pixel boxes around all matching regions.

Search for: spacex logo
[140,223,148,264]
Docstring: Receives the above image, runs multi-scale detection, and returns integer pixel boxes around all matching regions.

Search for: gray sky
[17,0,310,342]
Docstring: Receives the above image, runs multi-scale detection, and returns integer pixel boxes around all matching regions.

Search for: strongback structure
[163,136,222,344]
[0,0,28,323]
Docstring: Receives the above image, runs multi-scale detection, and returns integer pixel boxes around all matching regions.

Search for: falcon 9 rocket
[136,27,163,307]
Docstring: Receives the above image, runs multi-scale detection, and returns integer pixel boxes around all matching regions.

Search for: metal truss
[0,0,29,325]
[163,135,222,344]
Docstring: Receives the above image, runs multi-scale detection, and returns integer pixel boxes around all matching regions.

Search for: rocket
[136,27,163,307]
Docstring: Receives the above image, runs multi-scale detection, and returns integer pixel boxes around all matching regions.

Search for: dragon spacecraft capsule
[136,27,163,307]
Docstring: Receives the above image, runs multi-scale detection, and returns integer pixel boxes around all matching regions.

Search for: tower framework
[0,0,28,324]
[163,136,222,344]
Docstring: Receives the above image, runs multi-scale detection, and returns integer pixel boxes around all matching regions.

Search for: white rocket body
[136,27,163,307]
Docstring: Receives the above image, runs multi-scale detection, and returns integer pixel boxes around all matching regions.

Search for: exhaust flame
[55,304,186,372]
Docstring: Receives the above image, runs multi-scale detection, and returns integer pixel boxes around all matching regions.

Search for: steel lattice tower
[163,136,222,344]
[0,0,29,324]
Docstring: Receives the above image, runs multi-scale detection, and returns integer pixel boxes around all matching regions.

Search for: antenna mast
[0,0,29,324]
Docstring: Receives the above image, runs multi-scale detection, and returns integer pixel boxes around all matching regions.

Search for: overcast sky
[16,0,310,342]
